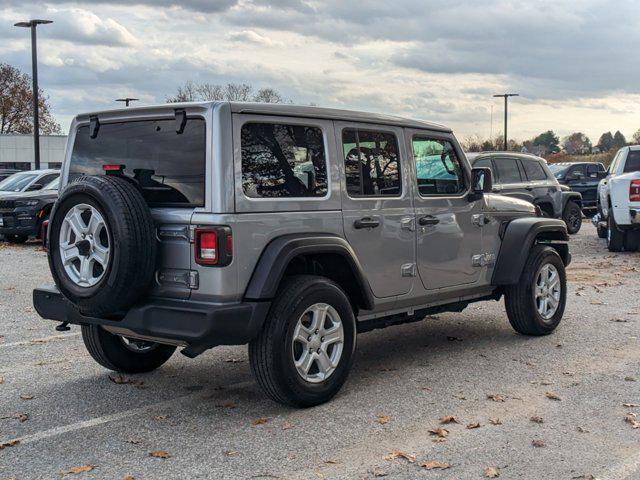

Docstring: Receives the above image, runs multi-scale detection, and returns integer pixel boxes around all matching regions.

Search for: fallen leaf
[625,413,640,429]
[484,466,500,478]
[610,318,629,323]
[420,461,451,470]
[466,422,481,429]
[530,416,544,424]
[225,358,244,363]
[545,391,562,401]
[109,375,144,387]
[252,418,269,426]
[370,468,388,477]
[623,403,640,408]
[282,422,295,430]
[19,394,34,400]
[487,394,506,402]
[149,451,170,459]
[439,415,459,424]
[61,465,96,476]
[577,426,589,433]
[532,439,546,447]
[384,450,416,463]
[224,450,239,456]
[563,371,576,376]
[153,415,168,421]
[324,459,339,464]
[625,376,637,382]
[376,415,392,425]
[123,476,135,480]
[489,418,502,425]
[0,439,19,450]
[428,427,449,438]
[126,438,141,445]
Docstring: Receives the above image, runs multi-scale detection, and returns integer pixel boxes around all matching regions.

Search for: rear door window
[493,158,522,183]
[70,118,206,207]
[241,122,328,198]
[342,129,401,197]
[521,160,548,181]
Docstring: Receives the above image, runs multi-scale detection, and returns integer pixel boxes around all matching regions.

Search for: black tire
[249,275,357,408]
[48,175,157,316]
[562,200,582,234]
[81,325,175,373]
[607,214,625,252]
[5,234,28,244]
[504,245,566,336]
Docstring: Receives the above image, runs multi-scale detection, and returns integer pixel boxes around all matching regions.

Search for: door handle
[418,215,440,226]
[354,217,380,229]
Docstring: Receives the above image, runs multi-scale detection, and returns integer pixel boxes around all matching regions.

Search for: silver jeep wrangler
[33,102,570,407]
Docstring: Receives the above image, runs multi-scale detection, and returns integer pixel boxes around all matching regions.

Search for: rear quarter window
[521,160,549,181]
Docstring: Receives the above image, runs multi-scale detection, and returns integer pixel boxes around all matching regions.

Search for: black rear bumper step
[33,286,270,357]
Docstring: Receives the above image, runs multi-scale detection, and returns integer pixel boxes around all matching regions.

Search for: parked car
[0,169,20,182]
[595,145,640,251]
[34,102,570,407]
[471,152,583,234]
[548,162,606,213]
[0,169,60,195]
[0,177,59,244]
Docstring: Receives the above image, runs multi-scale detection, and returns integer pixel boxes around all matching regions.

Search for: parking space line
[0,332,81,348]
[3,380,254,447]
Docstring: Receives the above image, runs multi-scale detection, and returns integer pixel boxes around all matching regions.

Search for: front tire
[81,325,176,373]
[249,275,356,407]
[504,245,566,336]
[562,201,582,234]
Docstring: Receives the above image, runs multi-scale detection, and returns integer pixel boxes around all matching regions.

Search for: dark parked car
[471,152,583,234]
[0,169,20,182]
[548,162,605,213]
[0,177,59,243]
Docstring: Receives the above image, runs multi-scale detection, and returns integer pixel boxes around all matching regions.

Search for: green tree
[612,130,627,149]
[532,130,560,155]
[597,131,614,152]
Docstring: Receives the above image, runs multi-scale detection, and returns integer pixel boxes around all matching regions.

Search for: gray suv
[471,152,583,234]
[33,102,570,407]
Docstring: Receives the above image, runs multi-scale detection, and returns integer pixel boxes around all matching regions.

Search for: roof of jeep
[75,101,452,133]
[472,151,547,163]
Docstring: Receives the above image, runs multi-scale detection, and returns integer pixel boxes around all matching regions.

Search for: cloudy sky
[1,0,639,142]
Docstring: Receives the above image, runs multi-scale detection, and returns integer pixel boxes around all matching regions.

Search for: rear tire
[249,275,356,407]
[504,245,566,336]
[562,200,582,234]
[597,223,608,239]
[81,325,176,373]
[6,234,28,244]
[607,214,626,252]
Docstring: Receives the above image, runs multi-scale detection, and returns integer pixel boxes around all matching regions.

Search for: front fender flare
[492,217,570,285]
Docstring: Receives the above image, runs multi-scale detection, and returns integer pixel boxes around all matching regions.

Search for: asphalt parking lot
[1,223,638,480]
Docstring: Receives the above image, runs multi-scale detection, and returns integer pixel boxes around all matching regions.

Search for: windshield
[0,172,38,192]
[548,164,570,178]
[69,118,206,206]
[44,177,60,190]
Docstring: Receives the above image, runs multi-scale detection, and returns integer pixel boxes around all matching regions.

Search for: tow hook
[55,322,71,332]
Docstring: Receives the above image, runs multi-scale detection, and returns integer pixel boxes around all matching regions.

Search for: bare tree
[0,63,61,135]
[166,82,287,104]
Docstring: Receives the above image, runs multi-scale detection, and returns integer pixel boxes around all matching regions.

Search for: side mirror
[26,183,43,191]
[471,167,493,195]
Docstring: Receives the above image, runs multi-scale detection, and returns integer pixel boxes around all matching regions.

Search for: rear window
[69,118,206,207]
[624,151,640,173]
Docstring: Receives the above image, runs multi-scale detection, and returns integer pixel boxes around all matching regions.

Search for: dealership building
[0,134,68,171]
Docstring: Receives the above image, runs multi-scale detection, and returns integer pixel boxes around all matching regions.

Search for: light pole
[116,98,139,107]
[493,93,519,151]
[14,19,52,171]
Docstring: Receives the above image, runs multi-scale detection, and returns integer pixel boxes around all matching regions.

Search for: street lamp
[116,98,139,107]
[14,19,53,171]
[493,93,519,151]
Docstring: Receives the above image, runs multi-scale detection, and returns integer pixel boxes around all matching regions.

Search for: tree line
[463,128,640,158]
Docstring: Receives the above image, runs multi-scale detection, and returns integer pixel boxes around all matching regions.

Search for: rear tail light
[630,180,640,202]
[194,227,232,266]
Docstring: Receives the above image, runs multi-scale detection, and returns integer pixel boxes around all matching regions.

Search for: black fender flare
[244,233,375,310]
[492,217,570,285]
[561,191,582,211]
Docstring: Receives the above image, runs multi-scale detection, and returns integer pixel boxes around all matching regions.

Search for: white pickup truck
[596,145,640,251]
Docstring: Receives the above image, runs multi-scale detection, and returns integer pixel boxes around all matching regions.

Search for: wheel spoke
[295,350,314,374]
[60,242,80,264]
[322,325,343,345]
[316,349,333,374]
[293,322,311,345]
[92,244,109,267]
[78,257,92,282]
[310,304,328,332]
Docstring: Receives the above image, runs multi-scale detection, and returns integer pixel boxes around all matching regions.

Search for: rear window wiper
[175,109,187,134]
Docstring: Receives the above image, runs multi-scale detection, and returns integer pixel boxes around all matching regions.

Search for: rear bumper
[33,285,270,357]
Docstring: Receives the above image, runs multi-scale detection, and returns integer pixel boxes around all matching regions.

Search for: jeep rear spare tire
[48,175,157,316]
